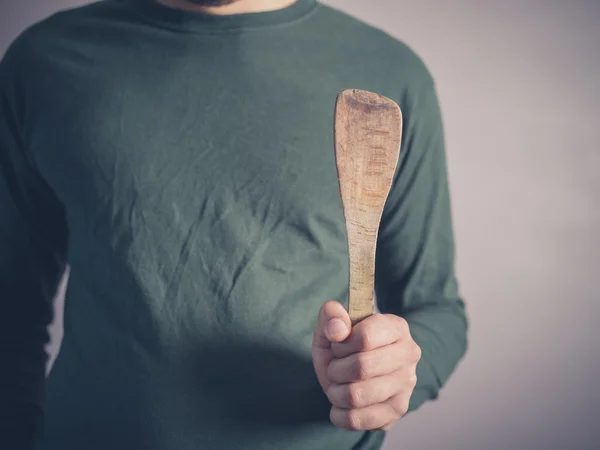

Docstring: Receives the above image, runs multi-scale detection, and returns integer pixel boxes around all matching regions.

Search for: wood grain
[334,89,402,325]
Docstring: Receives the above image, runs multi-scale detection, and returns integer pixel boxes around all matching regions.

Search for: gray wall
[1,1,598,449]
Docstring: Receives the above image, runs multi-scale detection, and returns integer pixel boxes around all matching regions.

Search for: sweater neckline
[128,0,319,33]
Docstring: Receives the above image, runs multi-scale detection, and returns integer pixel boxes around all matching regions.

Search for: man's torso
[6,1,426,448]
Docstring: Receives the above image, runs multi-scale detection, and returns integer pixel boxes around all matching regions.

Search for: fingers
[326,369,416,409]
[331,314,409,358]
[330,402,397,432]
[327,341,414,383]
[329,391,412,431]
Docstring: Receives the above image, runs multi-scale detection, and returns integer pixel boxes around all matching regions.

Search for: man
[0,0,468,449]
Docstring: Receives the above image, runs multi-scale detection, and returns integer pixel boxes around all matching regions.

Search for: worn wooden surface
[334,89,402,325]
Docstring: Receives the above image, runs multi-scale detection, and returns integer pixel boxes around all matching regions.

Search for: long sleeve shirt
[0,1,468,449]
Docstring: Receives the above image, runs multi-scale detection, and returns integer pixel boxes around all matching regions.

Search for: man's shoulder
[1,0,125,70]
[315,3,433,85]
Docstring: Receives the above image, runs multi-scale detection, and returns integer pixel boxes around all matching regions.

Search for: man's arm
[374,77,468,413]
[0,38,69,448]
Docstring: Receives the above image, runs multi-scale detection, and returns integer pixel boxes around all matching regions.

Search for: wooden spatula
[334,89,403,325]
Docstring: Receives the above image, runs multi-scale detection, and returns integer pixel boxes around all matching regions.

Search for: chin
[184,0,239,6]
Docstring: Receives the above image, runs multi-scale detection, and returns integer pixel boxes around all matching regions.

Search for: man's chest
[27,59,349,256]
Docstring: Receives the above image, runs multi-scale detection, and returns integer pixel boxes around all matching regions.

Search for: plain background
[1,1,598,449]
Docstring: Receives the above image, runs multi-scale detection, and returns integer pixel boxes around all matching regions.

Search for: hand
[311,301,421,431]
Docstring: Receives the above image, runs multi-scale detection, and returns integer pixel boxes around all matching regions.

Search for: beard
[183,0,239,5]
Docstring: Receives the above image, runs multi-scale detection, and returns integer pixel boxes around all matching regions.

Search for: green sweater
[0,1,468,449]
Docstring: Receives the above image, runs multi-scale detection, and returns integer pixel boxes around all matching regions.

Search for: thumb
[318,300,352,343]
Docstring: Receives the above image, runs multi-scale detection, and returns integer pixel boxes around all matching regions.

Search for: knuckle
[394,315,409,331]
[407,373,418,389]
[353,354,373,380]
[346,384,364,408]
[345,410,364,431]
[388,395,409,418]
[412,344,422,362]
[398,403,409,416]
[355,329,373,350]
[393,398,410,417]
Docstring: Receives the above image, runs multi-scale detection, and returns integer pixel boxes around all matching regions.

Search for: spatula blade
[333,89,403,325]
